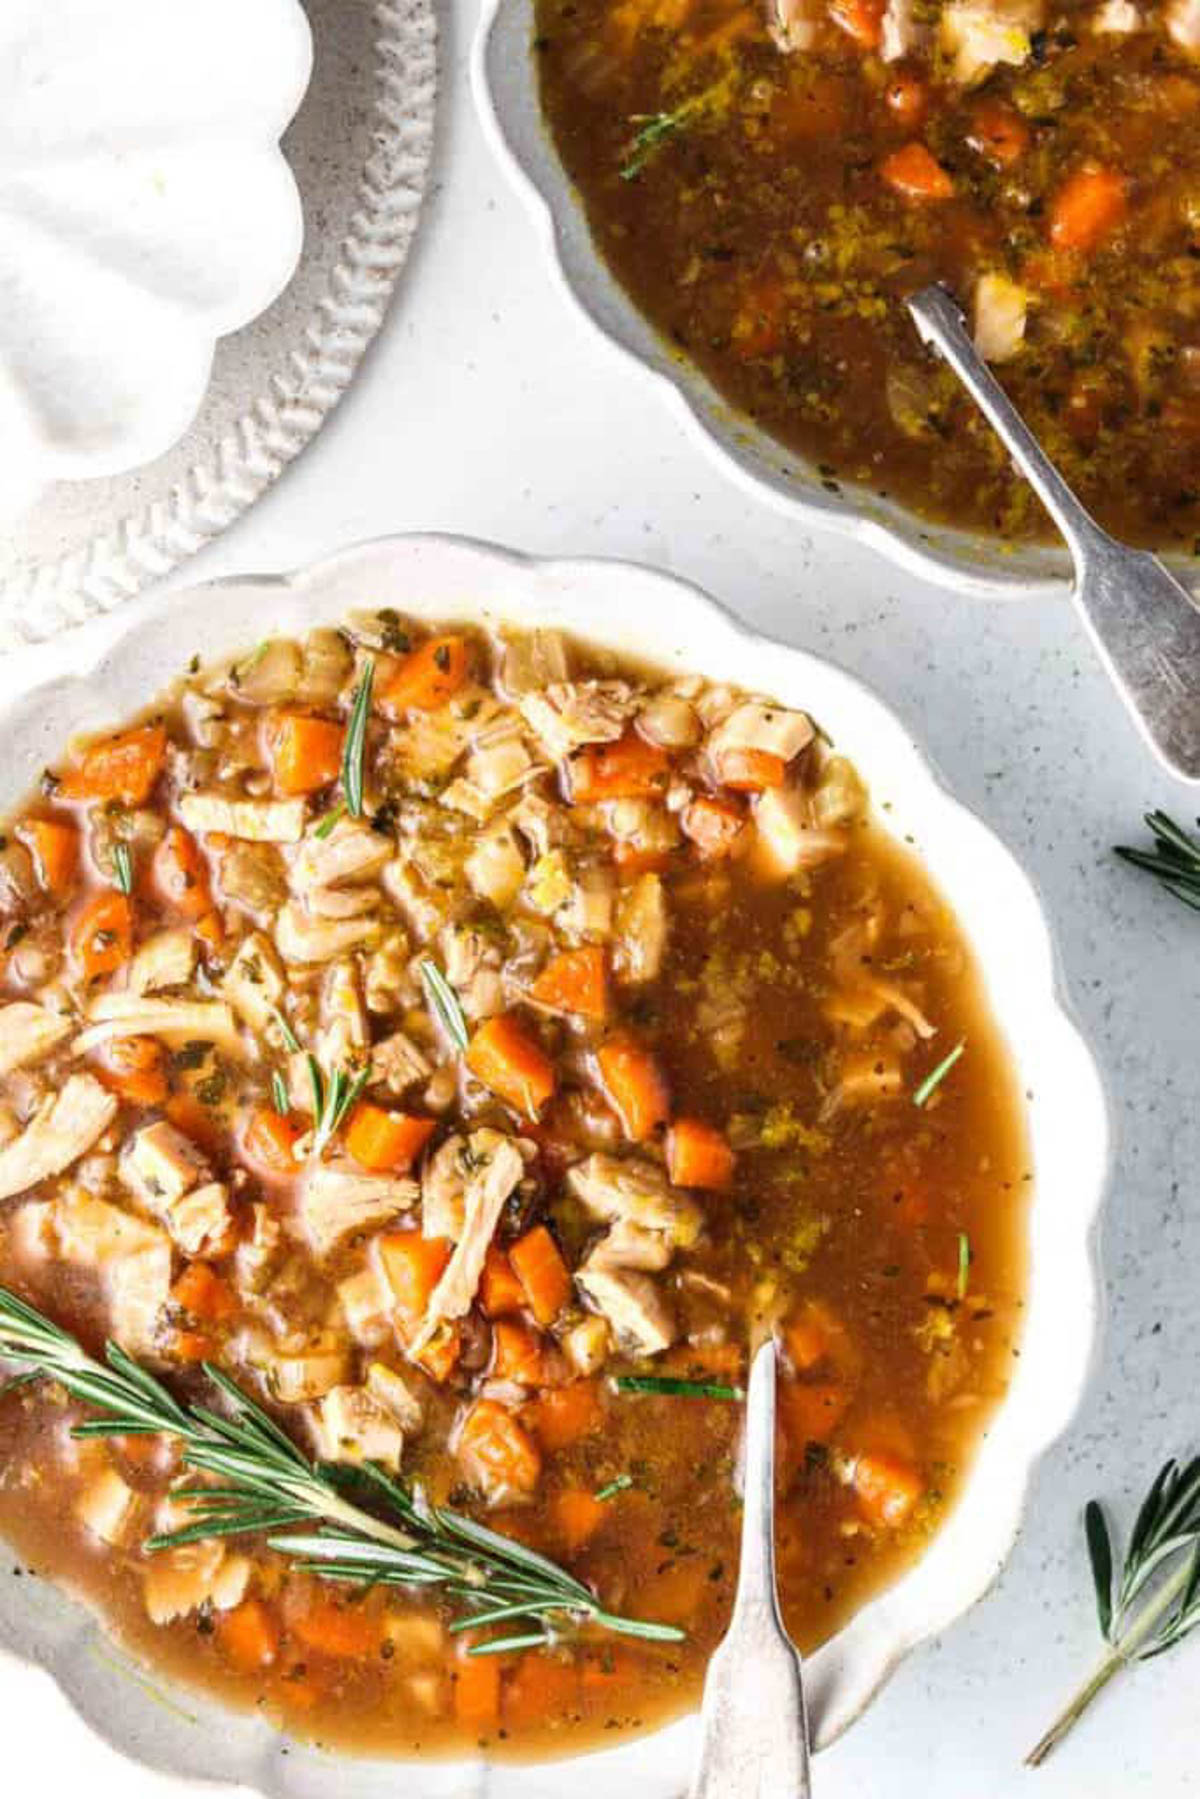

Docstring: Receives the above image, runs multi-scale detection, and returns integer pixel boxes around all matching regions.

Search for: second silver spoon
[908,283,1200,783]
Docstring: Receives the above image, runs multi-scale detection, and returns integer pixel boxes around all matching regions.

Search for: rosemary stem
[1026,1556,1194,1766]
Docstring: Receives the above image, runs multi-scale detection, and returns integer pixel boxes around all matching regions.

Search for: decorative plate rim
[0,533,1110,1798]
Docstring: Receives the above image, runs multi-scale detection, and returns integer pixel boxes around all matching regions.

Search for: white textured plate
[472,1,1075,599]
[0,0,311,495]
[0,2,437,642]
[0,536,1109,1797]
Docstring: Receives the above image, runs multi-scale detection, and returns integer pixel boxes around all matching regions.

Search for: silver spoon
[689,1340,812,1799]
[908,283,1200,783]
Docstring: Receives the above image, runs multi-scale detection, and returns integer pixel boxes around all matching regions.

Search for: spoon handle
[909,283,1200,783]
[689,1343,812,1799]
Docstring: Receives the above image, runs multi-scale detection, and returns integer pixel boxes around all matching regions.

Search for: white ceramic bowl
[0,0,312,507]
[0,536,1108,1797]
[472,8,1075,599]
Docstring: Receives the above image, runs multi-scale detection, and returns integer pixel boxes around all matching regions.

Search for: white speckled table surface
[8,2,1198,1794]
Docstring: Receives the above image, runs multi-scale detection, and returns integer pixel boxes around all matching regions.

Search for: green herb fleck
[615,1375,745,1401]
[595,1474,634,1502]
[913,1039,965,1109]
[112,842,134,897]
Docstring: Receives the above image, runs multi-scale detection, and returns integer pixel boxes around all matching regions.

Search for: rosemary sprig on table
[0,1287,682,1656]
[419,957,470,1053]
[1027,1457,1200,1765]
[1114,811,1200,912]
[270,1008,369,1157]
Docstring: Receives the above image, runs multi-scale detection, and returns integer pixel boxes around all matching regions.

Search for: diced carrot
[263,710,344,797]
[503,1650,581,1729]
[595,1038,670,1141]
[530,946,609,1021]
[195,909,224,951]
[612,842,674,878]
[413,1318,461,1385]
[344,1103,436,1174]
[852,1450,924,1528]
[381,635,470,711]
[568,728,670,803]
[59,724,167,805]
[466,1012,556,1117]
[218,1599,280,1674]
[644,1557,708,1627]
[17,816,79,900]
[457,1400,542,1497]
[967,99,1029,167]
[784,1299,854,1375]
[290,1598,382,1658]
[884,70,927,128]
[509,1224,572,1326]
[491,1318,552,1386]
[525,1379,602,1452]
[879,142,954,201]
[153,826,213,920]
[165,1091,225,1155]
[1049,166,1128,252]
[241,1107,304,1181]
[732,276,787,360]
[169,1329,216,1364]
[454,1647,502,1731]
[95,1035,168,1107]
[171,1262,236,1323]
[681,793,747,860]
[829,0,884,48]
[778,1380,850,1449]
[666,1116,735,1190]
[716,747,787,792]
[377,1231,453,1332]
[69,889,134,979]
[551,1487,608,1552]
[479,1244,526,1318]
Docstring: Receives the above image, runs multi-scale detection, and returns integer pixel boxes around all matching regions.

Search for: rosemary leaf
[314,800,347,842]
[1115,811,1200,912]
[270,1070,290,1117]
[112,842,134,897]
[615,1375,745,1400]
[419,958,470,1053]
[913,1039,965,1109]
[596,1473,634,1502]
[0,1286,682,1653]
[342,659,375,819]
[956,1231,971,1302]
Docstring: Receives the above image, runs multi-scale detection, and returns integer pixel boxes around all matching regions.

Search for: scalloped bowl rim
[471,3,1083,600]
[0,535,1109,1799]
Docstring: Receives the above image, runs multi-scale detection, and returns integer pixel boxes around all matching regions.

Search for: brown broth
[0,616,1028,1758]
[534,0,1200,549]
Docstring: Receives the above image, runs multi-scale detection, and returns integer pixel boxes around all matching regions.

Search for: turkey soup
[0,611,1027,1756]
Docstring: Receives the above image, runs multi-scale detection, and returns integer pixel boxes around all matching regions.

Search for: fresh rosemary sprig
[419,958,470,1053]
[270,1008,369,1157]
[112,842,134,897]
[913,1038,965,1109]
[1115,811,1200,912]
[0,1287,682,1656]
[1028,1457,1200,1765]
[342,658,375,819]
